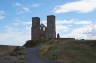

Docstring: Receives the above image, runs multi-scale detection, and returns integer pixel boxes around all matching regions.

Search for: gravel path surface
[25,48,58,63]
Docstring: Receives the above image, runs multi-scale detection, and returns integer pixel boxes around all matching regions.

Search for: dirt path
[25,48,58,63]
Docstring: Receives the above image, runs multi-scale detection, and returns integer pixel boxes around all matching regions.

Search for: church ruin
[31,15,75,40]
[31,15,56,40]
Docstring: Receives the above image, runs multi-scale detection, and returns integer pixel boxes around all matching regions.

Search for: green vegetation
[24,40,48,48]
[9,47,26,63]
[40,40,96,63]
[16,48,26,63]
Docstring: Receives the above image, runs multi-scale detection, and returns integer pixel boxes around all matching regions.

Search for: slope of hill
[40,40,96,63]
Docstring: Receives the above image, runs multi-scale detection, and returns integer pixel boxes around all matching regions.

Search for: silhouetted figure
[57,33,60,39]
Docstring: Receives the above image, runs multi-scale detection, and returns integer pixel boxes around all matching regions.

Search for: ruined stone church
[31,15,56,40]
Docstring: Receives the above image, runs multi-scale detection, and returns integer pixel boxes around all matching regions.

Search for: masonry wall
[47,15,56,39]
[31,17,40,40]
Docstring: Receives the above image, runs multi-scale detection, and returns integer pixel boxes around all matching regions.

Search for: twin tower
[31,15,56,40]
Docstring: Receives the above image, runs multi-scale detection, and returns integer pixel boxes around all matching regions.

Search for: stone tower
[30,15,75,41]
[47,15,56,39]
[31,17,40,40]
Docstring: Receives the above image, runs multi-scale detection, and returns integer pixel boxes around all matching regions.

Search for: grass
[9,47,26,63]
[24,40,49,48]
[40,40,96,63]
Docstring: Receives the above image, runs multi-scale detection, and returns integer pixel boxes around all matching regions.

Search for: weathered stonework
[40,24,48,40]
[31,15,56,40]
[31,15,75,40]
[47,15,56,39]
[31,17,40,40]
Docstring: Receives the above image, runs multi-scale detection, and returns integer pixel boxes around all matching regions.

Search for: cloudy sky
[0,0,96,46]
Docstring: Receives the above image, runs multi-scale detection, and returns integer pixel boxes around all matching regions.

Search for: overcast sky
[0,0,96,46]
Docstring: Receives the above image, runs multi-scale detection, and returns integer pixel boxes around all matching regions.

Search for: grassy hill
[40,40,96,63]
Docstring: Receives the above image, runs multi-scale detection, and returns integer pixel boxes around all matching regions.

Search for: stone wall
[47,15,56,39]
[32,17,40,40]
[31,15,56,40]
